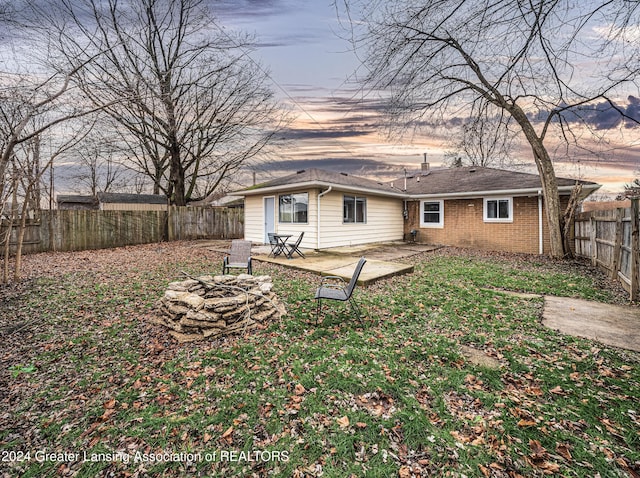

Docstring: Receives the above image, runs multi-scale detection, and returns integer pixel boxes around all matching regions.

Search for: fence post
[589,214,597,266]
[631,198,639,301]
[611,208,623,280]
[167,206,175,242]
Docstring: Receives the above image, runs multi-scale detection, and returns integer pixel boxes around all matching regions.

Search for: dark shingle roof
[234,166,600,198]
[396,166,599,196]
[96,193,167,204]
[57,195,99,205]
[240,168,402,196]
[57,193,168,205]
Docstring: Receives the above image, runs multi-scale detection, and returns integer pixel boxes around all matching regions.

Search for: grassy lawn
[1,242,638,477]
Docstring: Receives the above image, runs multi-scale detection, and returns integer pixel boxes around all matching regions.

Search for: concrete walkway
[543,296,640,352]
[491,290,640,352]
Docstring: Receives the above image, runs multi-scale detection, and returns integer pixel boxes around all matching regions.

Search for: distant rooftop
[97,193,167,204]
[57,193,167,204]
[57,195,98,205]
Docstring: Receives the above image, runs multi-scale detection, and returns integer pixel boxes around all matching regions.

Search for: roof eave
[230,180,601,200]
[230,180,407,198]
[407,183,601,200]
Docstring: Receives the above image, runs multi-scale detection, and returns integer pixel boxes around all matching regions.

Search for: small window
[343,195,367,223]
[420,200,443,228]
[484,197,512,222]
[279,193,308,223]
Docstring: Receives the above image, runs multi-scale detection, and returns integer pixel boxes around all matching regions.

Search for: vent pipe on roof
[421,153,430,174]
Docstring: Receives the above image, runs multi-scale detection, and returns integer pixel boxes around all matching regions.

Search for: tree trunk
[13,201,29,282]
[562,184,582,259]
[3,170,18,282]
[169,143,186,206]
[535,152,565,258]
[508,104,565,258]
[2,218,12,284]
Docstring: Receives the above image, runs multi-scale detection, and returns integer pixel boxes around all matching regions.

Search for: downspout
[538,190,544,255]
[317,186,332,250]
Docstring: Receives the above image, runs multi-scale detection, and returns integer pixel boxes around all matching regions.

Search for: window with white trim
[484,197,513,222]
[343,195,367,223]
[279,193,308,223]
[420,200,444,228]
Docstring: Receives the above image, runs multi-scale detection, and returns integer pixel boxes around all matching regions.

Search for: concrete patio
[204,241,439,285]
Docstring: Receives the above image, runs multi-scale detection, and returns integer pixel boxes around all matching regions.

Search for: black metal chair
[222,239,253,275]
[284,232,305,259]
[267,233,283,257]
[314,257,366,324]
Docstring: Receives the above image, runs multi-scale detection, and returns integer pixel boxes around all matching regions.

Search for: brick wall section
[405,196,570,255]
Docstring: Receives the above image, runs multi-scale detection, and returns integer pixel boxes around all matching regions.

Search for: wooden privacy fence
[167,206,243,240]
[574,198,639,300]
[1,206,244,255]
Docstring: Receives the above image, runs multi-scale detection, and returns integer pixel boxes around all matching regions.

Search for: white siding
[245,189,404,249]
[244,190,318,248]
[244,195,266,243]
[318,191,403,249]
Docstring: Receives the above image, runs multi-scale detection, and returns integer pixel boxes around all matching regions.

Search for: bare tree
[65,126,127,196]
[2,137,42,283]
[0,73,83,202]
[0,61,97,282]
[0,125,89,282]
[0,3,112,282]
[445,100,517,168]
[53,0,286,206]
[620,178,640,198]
[337,0,640,257]
[73,148,123,196]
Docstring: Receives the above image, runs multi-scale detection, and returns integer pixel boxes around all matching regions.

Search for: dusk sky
[3,0,637,196]
[213,0,640,195]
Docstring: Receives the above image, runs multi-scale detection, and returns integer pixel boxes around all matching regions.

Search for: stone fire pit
[152,274,286,343]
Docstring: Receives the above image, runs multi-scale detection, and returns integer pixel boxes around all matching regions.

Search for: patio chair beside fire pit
[314,257,366,325]
[222,239,253,275]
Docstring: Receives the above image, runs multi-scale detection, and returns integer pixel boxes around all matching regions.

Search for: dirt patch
[460,345,502,369]
[543,296,640,352]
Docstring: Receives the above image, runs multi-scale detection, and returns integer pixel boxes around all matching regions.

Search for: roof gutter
[406,183,601,200]
[229,181,406,199]
[317,186,332,250]
[538,190,544,255]
[230,180,601,202]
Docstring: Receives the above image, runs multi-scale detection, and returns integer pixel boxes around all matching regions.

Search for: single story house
[57,193,168,211]
[230,166,600,255]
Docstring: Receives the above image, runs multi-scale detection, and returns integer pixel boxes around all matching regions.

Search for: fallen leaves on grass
[336,416,350,428]
[1,242,638,478]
